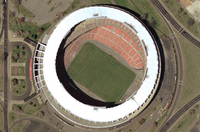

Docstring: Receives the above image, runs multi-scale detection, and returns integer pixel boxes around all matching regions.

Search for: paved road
[9,42,32,100]
[149,0,200,48]
[159,95,200,132]
[147,0,184,131]
[3,0,9,131]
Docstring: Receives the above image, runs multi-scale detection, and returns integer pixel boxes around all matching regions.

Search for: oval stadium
[33,6,161,128]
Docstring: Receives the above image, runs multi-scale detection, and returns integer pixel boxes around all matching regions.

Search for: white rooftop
[43,6,160,122]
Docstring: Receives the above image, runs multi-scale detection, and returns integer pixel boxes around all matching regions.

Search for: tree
[31,34,37,39]
[139,118,146,125]
[12,78,18,85]
[18,17,24,23]
[177,8,183,15]
[157,97,162,104]
[140,13,148,20]
[150,20,157,27]
[153,121,158,127]
[37,28,44,34]
[149,17,157,27]
[189,109,195,115]
[187,18,194,27]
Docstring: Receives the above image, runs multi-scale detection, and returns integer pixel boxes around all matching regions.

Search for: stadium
[33,6,161,128]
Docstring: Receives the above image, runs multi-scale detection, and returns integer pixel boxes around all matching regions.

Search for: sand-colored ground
[180,0,191,7]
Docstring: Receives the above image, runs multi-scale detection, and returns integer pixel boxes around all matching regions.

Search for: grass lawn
[9,17,21,32]
[12,120,30,132]
[0,51,3,92]
[11,66,25,76]
[9,112,20,126]
[12,98,42,115]
[9,10,51,41]
[9,112,28,126]
[12,79,26,96]
[175,28,200,111]
[67,43,135,103]
[170,105,200,132]
[114,0,169,37]
[19,21,51,41]
[161,0,200,38]
[11,46,26,63]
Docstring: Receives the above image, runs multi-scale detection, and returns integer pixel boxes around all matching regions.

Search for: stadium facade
[33,6,161,128]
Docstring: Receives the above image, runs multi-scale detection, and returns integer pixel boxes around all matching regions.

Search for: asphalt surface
[149,0,184,131]
[159,95,200,131]
[3,0,9,131]
[150,0,200,48]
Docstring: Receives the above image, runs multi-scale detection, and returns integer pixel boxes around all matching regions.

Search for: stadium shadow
[56,26,117,108]
[55,5,165,110]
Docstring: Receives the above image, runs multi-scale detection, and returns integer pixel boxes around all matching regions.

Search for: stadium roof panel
[42,6,160,123]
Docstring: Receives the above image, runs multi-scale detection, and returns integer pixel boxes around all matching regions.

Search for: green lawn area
[175,28,200,111]
[11,79,26,96]
[67,43,135,103]
[12,120,30,132]
[9,10,51,41]
[19,21,51,41]
[171,105,200,132]
[12,98,42,115]
[11,46,26,63]
[114,0,169,37]
[161,0,200,38]
[9,17,21,32]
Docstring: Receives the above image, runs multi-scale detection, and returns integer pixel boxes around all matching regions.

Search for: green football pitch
[67,42,135,103]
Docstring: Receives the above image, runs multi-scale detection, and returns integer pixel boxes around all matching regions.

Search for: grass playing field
[67,42,135,103]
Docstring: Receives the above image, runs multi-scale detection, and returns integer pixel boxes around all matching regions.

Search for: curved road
[149,0,200,131]
[9,42,32,100]
[149,0,200,48]
[148,0,185,131]
[159,95,200,132]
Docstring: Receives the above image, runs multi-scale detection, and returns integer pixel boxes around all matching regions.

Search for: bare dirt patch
[180,0,192,7]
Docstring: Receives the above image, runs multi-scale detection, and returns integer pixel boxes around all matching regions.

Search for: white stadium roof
[42,6,160,122]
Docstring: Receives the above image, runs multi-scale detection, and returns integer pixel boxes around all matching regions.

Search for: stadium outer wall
[33,5,162,129]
